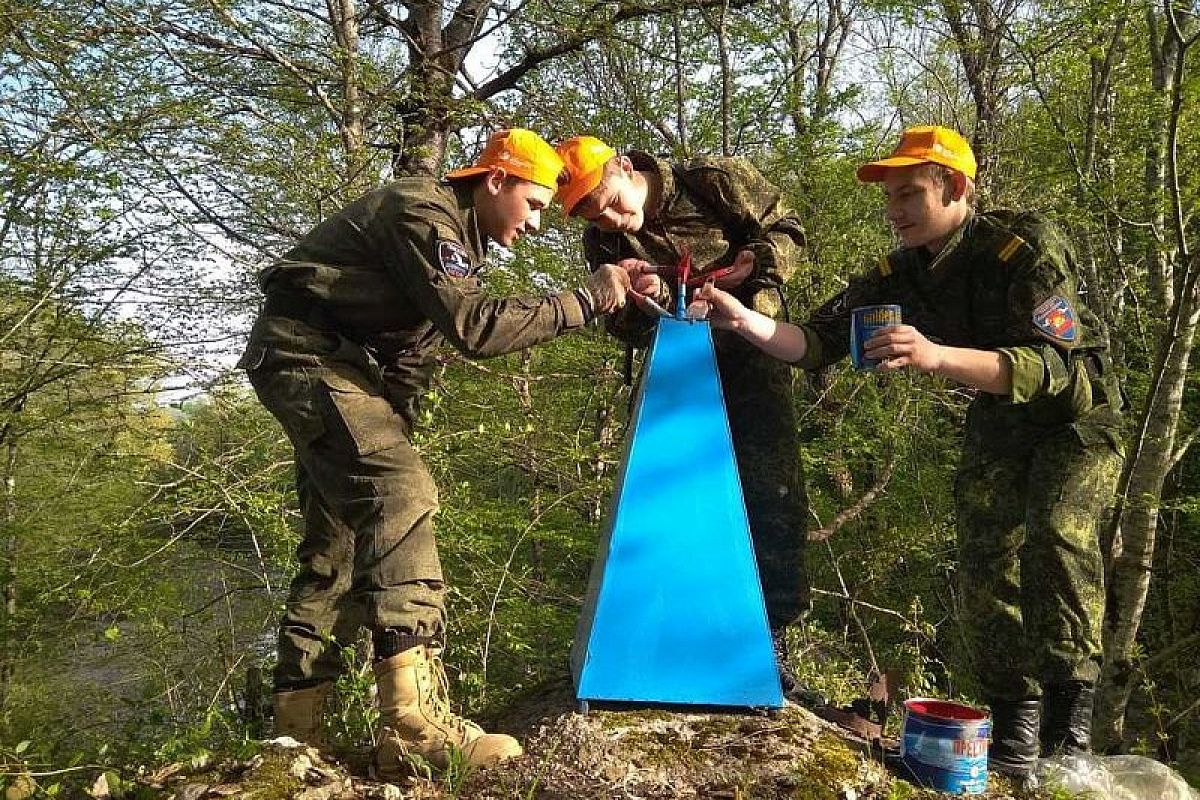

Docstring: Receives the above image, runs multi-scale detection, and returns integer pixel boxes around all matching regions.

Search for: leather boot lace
[423,650,478,742]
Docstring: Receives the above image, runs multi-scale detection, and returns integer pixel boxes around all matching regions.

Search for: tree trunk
[591,359,620,524]
[1076,12,1128,361]
[514,351,544,579]
[941,0,1010,190]
[1144,7,1179,312]
[392,1,457,176]
[775,0,853,138]
[672,15,689,156]
[1,432,18,709]
[1097,253,1200,750]
[328,0,368,188]
[812,0,851,126]
[779,0,810,136]
[702,0,734,155]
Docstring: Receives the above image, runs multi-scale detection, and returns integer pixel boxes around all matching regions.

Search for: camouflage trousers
[248,354,447,691]
[715,332,811,630]
[955,403,1122,701]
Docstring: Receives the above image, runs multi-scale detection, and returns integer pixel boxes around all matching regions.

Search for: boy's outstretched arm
[691,282,809,362]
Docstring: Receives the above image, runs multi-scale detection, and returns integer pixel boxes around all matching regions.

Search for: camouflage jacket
[238,178,591,420]
[797,210,1122,431]
[582,152,805,347]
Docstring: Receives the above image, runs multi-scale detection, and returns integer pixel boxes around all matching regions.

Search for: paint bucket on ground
[900,698,990,795]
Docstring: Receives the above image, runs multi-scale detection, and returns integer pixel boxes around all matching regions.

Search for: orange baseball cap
[445,128,564,191]
[556,135,618,215]
[856,125,977,182]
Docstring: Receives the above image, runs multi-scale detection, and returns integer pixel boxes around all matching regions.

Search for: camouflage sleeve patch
[1032,295,1078,344]
[431,225,476,279]
[436,239,471,278]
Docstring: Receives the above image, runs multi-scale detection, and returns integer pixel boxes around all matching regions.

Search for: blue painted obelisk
[571,317,783,708]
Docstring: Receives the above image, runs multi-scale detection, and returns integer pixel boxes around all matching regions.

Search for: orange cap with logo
[856,125,977,182]
[445,128,564,191]
[556,135,618,215]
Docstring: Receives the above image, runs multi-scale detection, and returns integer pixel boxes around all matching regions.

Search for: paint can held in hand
[850,304,902,369]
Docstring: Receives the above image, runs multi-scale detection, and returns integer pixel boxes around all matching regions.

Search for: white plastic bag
[1036,753,1198,800]
[1105,754,1197,800]
[1038,753,1115,796]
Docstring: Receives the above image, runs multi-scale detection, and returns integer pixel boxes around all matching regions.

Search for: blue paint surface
[571,318,783,708]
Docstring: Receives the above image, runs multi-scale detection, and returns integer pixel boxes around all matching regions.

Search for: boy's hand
[615,258,664,299]
[713,249,755,289]
[588,263,632,313]
[690,282,748,330]
[865,325,943,373]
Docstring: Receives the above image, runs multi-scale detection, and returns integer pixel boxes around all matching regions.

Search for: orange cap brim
[445,165,490,182]
[855,156,930,183]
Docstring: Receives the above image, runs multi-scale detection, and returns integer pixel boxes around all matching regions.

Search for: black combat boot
[1040,681,1094,756]
[988,698,1041,780]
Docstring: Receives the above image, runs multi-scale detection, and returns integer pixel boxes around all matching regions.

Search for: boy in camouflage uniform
[692,126,1122,780]
[238,129,632,775]
[555,136,812,698]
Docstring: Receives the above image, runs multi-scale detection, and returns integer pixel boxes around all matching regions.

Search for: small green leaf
[14,740,31,755]
[103,625,121,642]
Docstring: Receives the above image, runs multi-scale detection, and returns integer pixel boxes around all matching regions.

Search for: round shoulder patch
[1032,295,1077,344]
[437,239,473,278]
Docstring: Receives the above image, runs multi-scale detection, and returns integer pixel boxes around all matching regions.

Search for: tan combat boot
[273,682,332,747]
[373,645,522,777]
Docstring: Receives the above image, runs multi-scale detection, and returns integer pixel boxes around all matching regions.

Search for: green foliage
[420,333,625,715]
[794,361,977,702]
[329,643,379,750]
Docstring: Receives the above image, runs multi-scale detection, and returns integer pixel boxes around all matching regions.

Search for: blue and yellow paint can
[850,304,902,369]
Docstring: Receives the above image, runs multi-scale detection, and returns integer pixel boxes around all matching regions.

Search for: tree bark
[1096,253,1199,750]
[1144,7,1180,312]
[0,431,18,709]
[717,0,732,156]
[328,0,368,186]
[941,0,1013,187]
[672,15,689,156]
